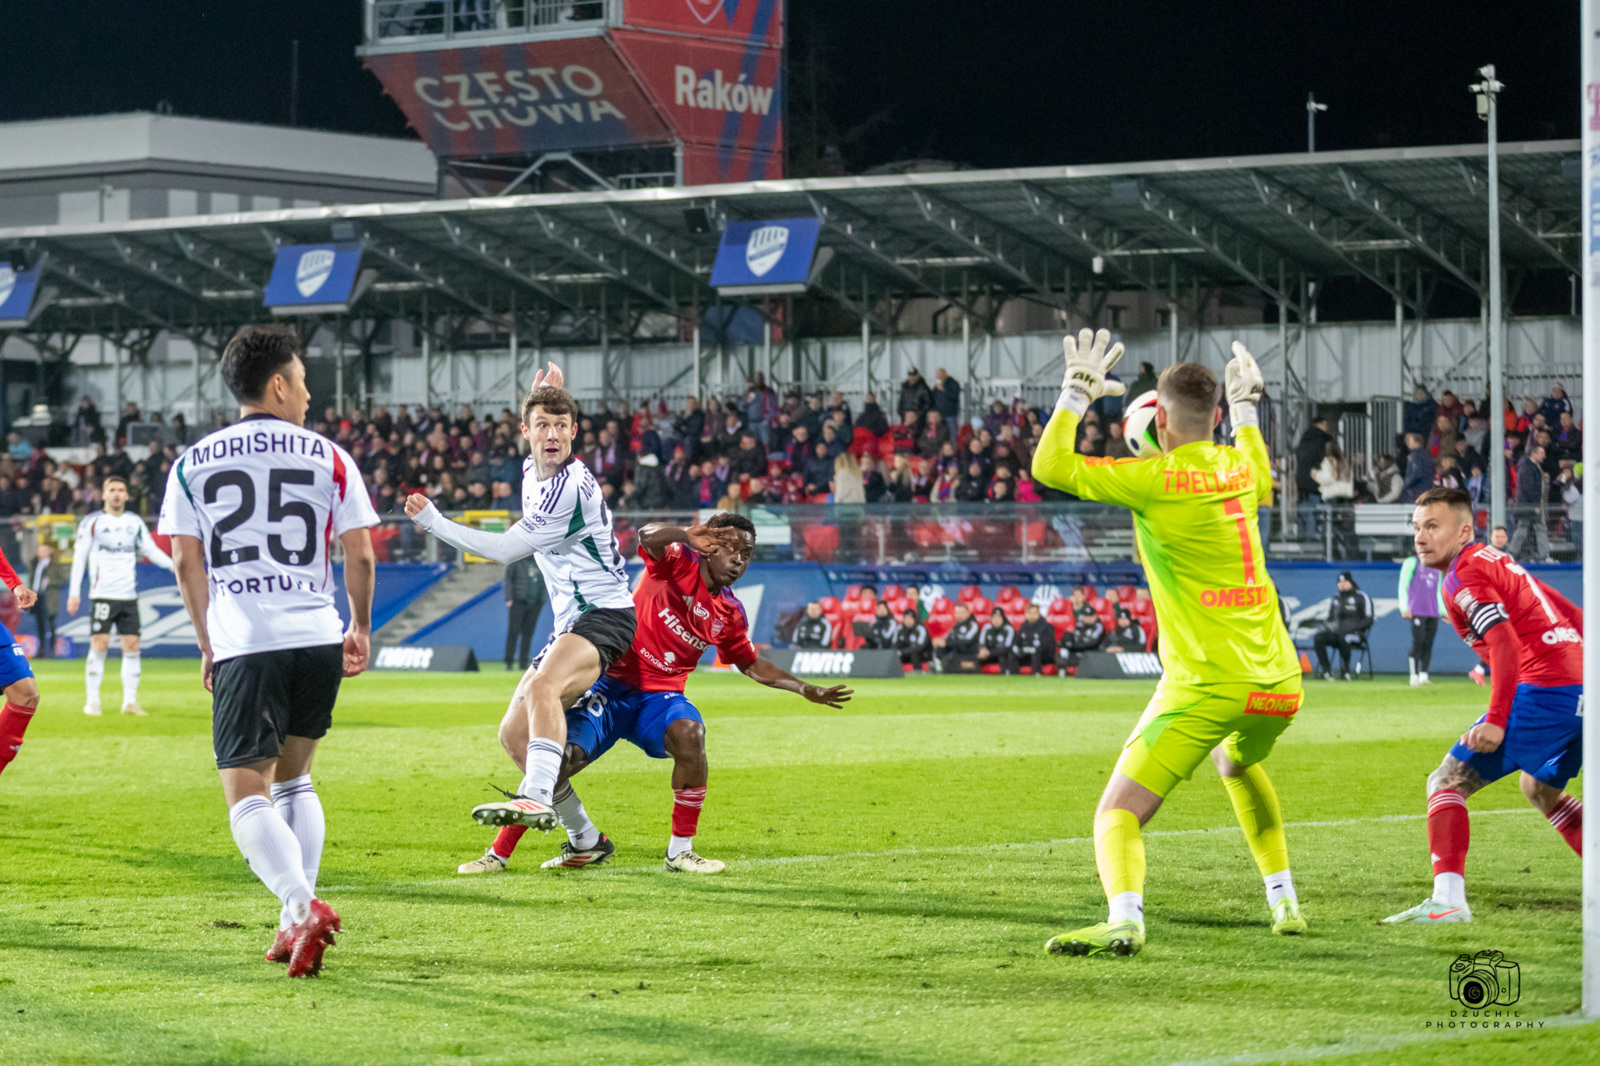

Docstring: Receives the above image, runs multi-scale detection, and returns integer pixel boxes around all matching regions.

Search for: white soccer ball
[1122,390,1163,457]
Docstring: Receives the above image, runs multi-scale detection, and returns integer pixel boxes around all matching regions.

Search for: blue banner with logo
[710,218,820,288]
[263,243,364,309]
[0,264,43,324]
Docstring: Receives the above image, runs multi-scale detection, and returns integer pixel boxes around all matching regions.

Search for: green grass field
[0,660,1592,1065]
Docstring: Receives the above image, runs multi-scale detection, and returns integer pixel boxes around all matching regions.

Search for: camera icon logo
[1448,950,1521,1008]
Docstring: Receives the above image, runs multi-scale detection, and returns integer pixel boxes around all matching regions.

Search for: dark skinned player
[458,512,853,874]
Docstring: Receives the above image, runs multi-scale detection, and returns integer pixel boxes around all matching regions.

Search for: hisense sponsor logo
[674,66,776,116]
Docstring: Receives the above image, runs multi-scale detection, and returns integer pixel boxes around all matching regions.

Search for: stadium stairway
[375,562,506,646]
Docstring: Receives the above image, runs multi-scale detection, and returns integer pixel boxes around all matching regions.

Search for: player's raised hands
[1225,341,1265,407]
[804,683,854,708]
[1059,327,1126,415]
[527,361,564,391]
[686,523,747,556]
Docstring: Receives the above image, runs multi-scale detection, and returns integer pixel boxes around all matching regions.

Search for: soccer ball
[1122,390,1163,457]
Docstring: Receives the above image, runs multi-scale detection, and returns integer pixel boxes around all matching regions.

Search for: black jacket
[943,617,981,655]
[1295,426,1333,497]
[793,615,834,648]
[505,558,546,605]
[980,621,1015,656]
[1015,618,1057,658]
[865,616,900,649]
[896,622,931,655]
[1063,609,1106,651]
[1326,588,1372,636]
[936,376,962,422]
[1108,622,1146,650]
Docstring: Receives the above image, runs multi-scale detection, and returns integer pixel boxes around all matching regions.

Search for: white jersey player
[160,323,377,980]
[67,477,174,716]
[406,365,736,836]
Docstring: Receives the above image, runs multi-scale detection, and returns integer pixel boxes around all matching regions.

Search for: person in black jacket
[504,556,547,671]
[895,609,932,670]
[1104,608,1146,654]
[1311,571,1373,680]
[1057,591,1107,672]
[864,600,900,649]
[793,602,834,648]
[1013,601,1057,675]
[977,607,1018,674]
[935,603,981,672]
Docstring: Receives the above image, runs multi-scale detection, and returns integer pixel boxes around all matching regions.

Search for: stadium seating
[996,585,1022,606]
[883,584,905,601]
[957,584,982,604]
[803,524,839,561]
[1046,597,1075,639]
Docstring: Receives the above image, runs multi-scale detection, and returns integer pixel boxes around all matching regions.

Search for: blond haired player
[1032,330,1305,957]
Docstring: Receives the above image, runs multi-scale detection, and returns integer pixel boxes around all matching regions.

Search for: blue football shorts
[566,674,703,762]
[1449,683,1584,789]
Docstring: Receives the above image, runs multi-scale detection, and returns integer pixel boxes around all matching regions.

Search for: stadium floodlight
[1581,4,1600,1021]
[1471,64,1507,536]
[1306,93,1328,153]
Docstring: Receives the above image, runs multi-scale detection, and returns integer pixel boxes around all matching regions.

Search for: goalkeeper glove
[1224,341,1264,430]
[1057,328,1126,416]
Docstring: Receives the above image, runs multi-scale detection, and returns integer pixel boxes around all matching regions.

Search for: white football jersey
[518,455,632,629]
[69,510,174,601]
[158,414,379,662]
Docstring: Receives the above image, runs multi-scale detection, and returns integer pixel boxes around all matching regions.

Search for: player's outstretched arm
[66,518,90,615]
[1224,341,1272,504]
[1031,329,1152,510]
[638,522,749,560]
[1462,621,1519,752]
[137,521,176,571]
[339,528,376,678]
[739,656,853,708]
[404,493,538,564]
[169,535,215,693]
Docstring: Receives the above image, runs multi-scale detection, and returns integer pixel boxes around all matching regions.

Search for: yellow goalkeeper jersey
[1032,410,1298,687]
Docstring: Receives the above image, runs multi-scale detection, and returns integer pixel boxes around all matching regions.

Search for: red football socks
[491,825,527,859]
[1546,795,1583,857]
[1427,789,1470,876]
[672,787,707,839]
[0,700,36,775]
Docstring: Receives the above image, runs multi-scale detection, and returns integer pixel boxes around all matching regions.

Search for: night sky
[0,1,1582,169]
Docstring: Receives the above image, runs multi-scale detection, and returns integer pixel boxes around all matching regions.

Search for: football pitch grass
[0,661,1592,1065]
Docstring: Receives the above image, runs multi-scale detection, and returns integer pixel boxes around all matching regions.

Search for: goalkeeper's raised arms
[1224,342,1264,430]
[1057,328,1127,416]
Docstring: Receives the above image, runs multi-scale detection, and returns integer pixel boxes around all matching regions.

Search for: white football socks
[85,648,106,707]
[1263,869,1297,908]
[120,652,141,705]
[1108,891,1144,924]
[1433,872,1467,909]
[519,737,564,804]
[271,775,326,928]
[552,781,599,849]
[228,795,313,928]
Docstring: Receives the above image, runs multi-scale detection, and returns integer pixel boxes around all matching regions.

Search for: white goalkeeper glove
[1224,341,1264,430]
[1057,328,1126,416]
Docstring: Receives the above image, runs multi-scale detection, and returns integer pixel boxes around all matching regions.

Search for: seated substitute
[934,603,980,672]
[1013,601,1057,674]
[1105,609,1146,654]
[895,608,932,670]
[977,607,1018,674]
[792,602,833,649]
[864,600,900,649]
[1058,591,1107,672]
[1311,571,1371,680]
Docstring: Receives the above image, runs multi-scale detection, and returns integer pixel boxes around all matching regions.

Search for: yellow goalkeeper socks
[1094,809,1146,922]
[1220,762,1290,877]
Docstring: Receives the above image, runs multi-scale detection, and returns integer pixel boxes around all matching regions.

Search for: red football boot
[286,899,342,978]
[265,927,294,964]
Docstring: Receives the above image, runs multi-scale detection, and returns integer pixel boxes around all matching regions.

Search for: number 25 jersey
[158,413,378,662]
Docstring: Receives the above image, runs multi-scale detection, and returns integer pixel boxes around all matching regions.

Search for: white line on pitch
[319,807,1539,892]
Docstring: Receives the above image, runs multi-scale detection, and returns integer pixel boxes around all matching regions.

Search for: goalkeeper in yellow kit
[1033,329,1306,957]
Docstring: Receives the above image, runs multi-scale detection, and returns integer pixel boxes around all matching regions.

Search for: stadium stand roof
[0,139,1577,346]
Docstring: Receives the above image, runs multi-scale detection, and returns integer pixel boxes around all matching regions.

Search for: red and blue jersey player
[0,545,43,779]
[1384,488,1584,924]
[457,512,852,875]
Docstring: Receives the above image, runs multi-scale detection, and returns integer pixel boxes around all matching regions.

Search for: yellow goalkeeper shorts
[1114,674,1304,798]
